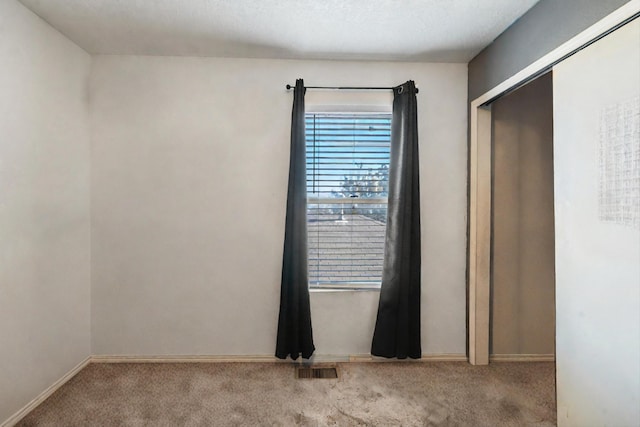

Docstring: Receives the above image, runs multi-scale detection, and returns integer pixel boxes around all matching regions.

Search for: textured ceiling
[18,0,540,62]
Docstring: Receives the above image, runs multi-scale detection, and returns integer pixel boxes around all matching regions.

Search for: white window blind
[306,113,391,289]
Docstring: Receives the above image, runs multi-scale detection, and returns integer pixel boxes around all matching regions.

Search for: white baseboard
[489,354,555,362]
[91,354,279,363]
[91,354,555,363]
[350,354,468,362]
[1,356,91,427]
[91,353,468,364]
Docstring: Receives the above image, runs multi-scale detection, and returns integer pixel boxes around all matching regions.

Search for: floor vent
[296,366,338,379]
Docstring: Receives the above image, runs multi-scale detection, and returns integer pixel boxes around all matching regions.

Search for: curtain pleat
[371,80,422,359]
[275,79,315,360]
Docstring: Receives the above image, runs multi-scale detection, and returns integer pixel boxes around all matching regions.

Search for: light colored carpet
[17,361,556,426]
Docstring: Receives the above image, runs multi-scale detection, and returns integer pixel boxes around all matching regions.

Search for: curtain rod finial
[286,84,293,90]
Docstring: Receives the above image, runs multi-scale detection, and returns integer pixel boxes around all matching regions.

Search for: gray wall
[468,0,630,101]
[0,0,91,423]
[490,72,555,356]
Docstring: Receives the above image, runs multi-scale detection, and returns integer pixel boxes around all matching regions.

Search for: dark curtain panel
[371,80,422,359]
[276,79,315,360]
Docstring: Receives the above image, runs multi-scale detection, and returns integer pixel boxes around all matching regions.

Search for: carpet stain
[337,408,370,426]
[500,398,523,419]
[294,411,318,426]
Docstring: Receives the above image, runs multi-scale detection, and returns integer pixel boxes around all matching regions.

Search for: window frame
[305,106,392,292]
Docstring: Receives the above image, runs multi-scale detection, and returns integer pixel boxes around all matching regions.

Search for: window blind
[306,113,391,288]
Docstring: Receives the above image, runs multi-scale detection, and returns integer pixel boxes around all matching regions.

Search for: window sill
[310,286,381,293]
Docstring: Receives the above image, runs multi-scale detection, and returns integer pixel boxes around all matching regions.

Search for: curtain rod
[285,84,419,93]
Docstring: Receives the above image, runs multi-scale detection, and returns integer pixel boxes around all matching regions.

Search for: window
[306,112,391,289]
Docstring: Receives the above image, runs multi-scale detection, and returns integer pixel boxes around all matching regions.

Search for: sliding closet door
[553,19,639,427]
[490,72,555,358]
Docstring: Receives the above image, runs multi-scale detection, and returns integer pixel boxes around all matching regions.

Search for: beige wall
[553,19,639,426]
[89,56,468,356]
[0,0,91,423]
[490,72,556,356]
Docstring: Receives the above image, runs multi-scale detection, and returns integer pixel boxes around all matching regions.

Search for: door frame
[468,1,640,365]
